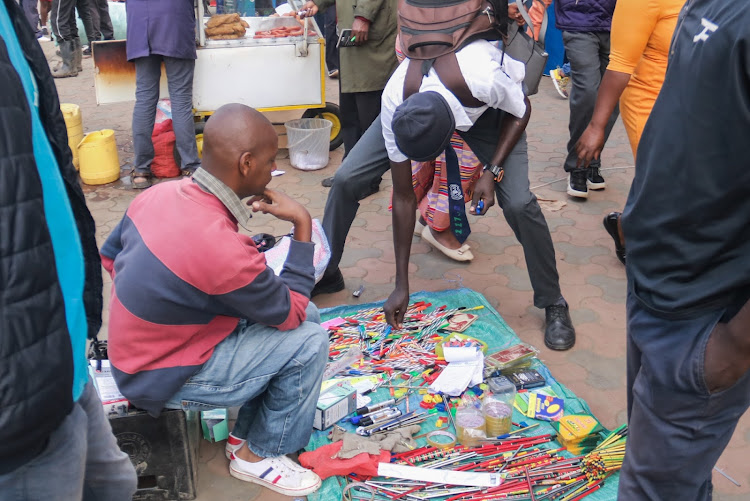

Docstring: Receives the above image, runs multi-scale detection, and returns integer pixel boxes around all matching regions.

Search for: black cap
[392,91,456,162]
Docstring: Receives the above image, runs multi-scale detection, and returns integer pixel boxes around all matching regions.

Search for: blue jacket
[0,0,103,475]
[555,0,617,32]
[125,0,197,61]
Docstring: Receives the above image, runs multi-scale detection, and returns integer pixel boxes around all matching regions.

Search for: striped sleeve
[213,240,316,330]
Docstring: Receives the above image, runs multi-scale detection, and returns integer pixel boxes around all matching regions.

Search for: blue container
[217,0,255,15]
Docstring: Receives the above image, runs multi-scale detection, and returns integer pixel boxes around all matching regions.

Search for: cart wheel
[302,102,343,151]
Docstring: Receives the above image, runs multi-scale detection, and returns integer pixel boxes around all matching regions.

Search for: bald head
[201,104,278,198]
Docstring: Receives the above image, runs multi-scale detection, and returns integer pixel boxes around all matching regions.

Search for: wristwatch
[484,163,504,182]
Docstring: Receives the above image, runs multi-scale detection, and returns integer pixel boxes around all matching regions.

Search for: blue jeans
[619,292,750,499]
[132,55,201,175]
[0,380,137,501]
[165,303,328,458]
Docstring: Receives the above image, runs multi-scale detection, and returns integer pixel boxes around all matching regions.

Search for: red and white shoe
[229,455,322,496]
[225,434,245,460]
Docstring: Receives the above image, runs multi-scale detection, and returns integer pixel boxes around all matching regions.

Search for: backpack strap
[403,53,484,107]
[403,58,427,100]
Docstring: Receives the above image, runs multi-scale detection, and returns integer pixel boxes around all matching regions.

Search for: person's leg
[99,0,113,39]
[51,0,76,42]
[164,57,200,173]
[0,403,87,500]
[324,7,338,73]
[319,115,391,283]
[40,1,52,30]
[88,0,102,41]
[21,0,42,38]
[78,381,138,501]
[132,55,163,179]
[165,302,328,456]
[339,91,360,158]
[619,295,750,499]
[355,90,385,191]
[562,31,605,173]
[75,0,95,45]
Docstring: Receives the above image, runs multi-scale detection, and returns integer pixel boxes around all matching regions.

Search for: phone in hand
[337,29,357,48]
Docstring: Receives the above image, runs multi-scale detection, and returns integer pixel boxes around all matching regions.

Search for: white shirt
[381,39,528,163]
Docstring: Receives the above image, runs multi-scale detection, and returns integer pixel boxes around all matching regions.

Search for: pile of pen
[581,425,627,481]
[344,429,624,501]
[327,302,485,367]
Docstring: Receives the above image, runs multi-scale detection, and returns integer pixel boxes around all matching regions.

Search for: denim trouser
[561,31,619,172]
[619,292,750,499]
[322,110,562,309]
[165,303,328,458]
[0,380,137,501]
[132,55,201,175]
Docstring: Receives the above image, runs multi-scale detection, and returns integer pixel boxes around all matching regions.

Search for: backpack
[398,0,509,106]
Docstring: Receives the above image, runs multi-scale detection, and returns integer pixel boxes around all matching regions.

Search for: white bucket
[284,118,332,171]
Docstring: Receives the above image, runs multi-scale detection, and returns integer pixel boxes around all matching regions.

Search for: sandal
[421,225,473,262]
[414,217,426,236]
[181,169,196,177]
[130,172,152,190]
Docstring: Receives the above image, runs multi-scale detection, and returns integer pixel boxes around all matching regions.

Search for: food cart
[93,0,342,150]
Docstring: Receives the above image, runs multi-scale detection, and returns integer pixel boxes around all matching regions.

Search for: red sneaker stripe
[228,436,244,446]
[272,475,282,484]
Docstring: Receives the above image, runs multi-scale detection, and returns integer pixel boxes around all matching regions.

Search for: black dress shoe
[312,268,345,296]
[544,303,576,351]
[603,212,626,265]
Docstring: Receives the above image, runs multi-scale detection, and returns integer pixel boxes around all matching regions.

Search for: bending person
[317,38,577,351]
[575,0,683,264]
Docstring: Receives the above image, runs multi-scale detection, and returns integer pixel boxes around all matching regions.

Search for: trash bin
[284,118,333,171]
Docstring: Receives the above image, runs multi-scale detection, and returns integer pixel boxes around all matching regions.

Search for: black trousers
[339,89,383,158]
[50,0,78,41]
[89,0,114,40]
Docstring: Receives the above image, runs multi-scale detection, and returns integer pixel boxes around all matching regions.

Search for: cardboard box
[313,382,356,430]
[89,360,129,417]
[200,408,229,442]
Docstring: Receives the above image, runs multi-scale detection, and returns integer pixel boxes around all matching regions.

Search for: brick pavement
[45,40,749,500]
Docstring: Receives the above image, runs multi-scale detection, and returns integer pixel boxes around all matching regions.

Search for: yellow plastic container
[195,133,203,159]
[78,130,121,185]
[60,103,84,170]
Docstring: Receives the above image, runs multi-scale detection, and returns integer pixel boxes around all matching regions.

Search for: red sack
[151,120,180,178]
[298,441,390,480]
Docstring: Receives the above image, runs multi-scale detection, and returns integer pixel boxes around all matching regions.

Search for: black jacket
[0,0,103,474]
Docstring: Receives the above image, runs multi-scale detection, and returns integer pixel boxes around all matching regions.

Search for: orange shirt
[607,0,683,155]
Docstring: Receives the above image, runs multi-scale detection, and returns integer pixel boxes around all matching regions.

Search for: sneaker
[586,166,606,190]
[328,69,339,79]
[311,268,345,296]
[567,170,588,199]
[229,455,322,496]
[544,301,576,351]
[82,45,91,57]
[225,433,245,460]
[550,68,570,99]
[38,35,51,42]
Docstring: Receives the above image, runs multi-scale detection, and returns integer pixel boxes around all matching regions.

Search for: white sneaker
[229,455,322,496]
[225,433,245,460]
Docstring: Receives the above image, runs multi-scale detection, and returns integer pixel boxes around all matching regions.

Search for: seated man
[317,38,576,350]
[101,104,327,497]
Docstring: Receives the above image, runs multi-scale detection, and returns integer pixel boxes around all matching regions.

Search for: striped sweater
[100,178,315,415]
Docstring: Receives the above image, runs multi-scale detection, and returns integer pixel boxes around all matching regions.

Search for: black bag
[502,0,549,96]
